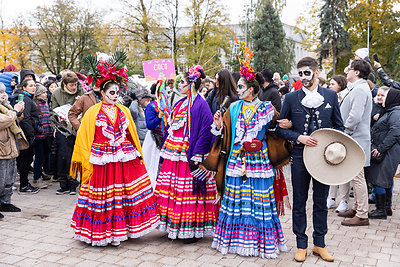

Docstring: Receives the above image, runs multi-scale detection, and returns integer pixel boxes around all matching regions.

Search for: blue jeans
[291,149,330,249]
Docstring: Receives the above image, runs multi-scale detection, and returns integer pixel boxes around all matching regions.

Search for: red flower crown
[83,51,129,88]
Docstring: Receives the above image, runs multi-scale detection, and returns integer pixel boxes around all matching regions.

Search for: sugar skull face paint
[298,66,315,88]
[237,78,250,100]
[104,85,119,104]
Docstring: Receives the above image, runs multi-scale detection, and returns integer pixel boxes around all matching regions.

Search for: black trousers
[291,148,330,249]
[55,132,79,190]
[17,145,34,189]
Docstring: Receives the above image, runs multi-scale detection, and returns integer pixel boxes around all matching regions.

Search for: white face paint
[237,78,250,100]
[104,85,119,104]
[298,66,315,88]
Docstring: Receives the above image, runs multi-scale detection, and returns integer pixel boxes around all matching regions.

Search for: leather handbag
[243,138,263,152]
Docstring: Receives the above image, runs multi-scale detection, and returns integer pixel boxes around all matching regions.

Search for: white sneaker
[327,198,336,209]
[335,200,348,213]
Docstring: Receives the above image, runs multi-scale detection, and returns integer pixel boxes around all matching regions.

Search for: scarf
[0,100,23,139]
[384,89,400,111]
[70,101,143,186]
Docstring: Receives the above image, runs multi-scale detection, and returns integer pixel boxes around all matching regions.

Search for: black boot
[386,190,392,216]
[368,193,387,219]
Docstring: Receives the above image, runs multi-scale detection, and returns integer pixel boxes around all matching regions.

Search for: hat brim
[303,128,366,185]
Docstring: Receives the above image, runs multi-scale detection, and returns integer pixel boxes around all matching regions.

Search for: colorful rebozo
[70,51,160,246]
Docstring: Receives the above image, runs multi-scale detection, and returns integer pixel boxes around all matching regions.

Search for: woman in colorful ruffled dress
[142,81,170,188]
[206,42,287,258]
[70,52,160,246]
[155,65,218,244]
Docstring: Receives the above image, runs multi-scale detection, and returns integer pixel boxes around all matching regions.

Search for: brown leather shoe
[313,246,334,262]
[337,209,356,218]
[294,248,307,262]
[341,216,369,226]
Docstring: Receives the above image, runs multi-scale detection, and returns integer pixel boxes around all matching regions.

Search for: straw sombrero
[303,128,365,185]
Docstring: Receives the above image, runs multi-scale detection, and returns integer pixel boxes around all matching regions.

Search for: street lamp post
[366,19,370,51]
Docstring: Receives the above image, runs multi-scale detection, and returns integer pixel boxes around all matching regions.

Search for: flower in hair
[235,37,256,84]
[83,50,129,88]
[188,65,203,83]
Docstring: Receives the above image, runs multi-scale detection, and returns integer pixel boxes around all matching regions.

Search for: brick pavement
[1,175,400,266]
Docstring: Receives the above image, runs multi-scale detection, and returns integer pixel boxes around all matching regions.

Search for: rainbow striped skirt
[212,175,287,258]
[71,159,160,246]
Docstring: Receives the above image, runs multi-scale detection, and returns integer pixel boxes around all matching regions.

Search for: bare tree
[25,0,99,74]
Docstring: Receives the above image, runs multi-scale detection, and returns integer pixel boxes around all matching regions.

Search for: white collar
[301,86,324,109]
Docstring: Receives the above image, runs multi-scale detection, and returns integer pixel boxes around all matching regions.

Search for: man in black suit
[277,57,344,262]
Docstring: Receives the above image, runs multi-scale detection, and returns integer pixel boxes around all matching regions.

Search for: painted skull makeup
[237,80,250,100]
[104,85,120,104]
[298,66,315,88]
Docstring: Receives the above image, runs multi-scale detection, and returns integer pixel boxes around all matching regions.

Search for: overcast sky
[0,0,309,27]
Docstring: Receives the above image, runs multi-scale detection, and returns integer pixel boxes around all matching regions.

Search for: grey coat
[365,106,400,188]
[340,79,372,166]
[129,101,147,145]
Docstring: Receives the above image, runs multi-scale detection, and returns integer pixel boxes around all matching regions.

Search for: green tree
[25,0,99,74]
[251,0,294,74]
[347,0,400,80]
[319,0,352,75]
[180,0,233,76]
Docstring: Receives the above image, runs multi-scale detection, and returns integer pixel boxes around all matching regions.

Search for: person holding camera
[374,61,400,90]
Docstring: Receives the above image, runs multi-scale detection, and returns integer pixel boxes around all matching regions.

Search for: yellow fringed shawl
[70,102,143,186]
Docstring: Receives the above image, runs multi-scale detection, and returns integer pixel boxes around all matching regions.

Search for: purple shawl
[166,94,215,162]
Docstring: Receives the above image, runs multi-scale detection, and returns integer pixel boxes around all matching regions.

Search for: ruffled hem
[190,154,207,163]
[226,168,275,179]
[89,149,141,165]
[157,224,215,239]
[159,152,188,162]
[212,242,287,258]
[211,122,223,136]
[72,220,160,246]
[234,103,274,144]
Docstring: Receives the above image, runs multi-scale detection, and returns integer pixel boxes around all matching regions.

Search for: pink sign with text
[142,59,176,81]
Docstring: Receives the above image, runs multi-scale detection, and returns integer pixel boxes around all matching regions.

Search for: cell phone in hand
[17,94,24,103]
[373,54,379,63]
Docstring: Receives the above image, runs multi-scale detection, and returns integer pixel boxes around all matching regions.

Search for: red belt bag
[243,138,263,152]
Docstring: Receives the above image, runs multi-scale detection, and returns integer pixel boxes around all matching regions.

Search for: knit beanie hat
[354,48,369,60]
[282,74,289,80]
[35,83,47,97]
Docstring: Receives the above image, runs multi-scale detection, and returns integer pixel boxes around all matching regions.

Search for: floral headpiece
[234,36,258,86]
[188,65,203,83]
[83,51,129,88]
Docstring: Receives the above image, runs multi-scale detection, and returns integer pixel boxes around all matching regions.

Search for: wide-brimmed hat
[303,128,366,185]
[135,88,155,101]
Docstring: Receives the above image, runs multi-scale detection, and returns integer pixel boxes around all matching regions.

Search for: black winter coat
[259,82,281,112]
[365,106,400,188]
[206,88,237,115]
[377,68,400,90]
[12,90,39,146]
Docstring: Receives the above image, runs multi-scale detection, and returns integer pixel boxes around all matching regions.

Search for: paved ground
[1,174,400,267]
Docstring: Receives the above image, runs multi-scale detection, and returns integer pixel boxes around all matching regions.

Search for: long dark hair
[216,69,237,104]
